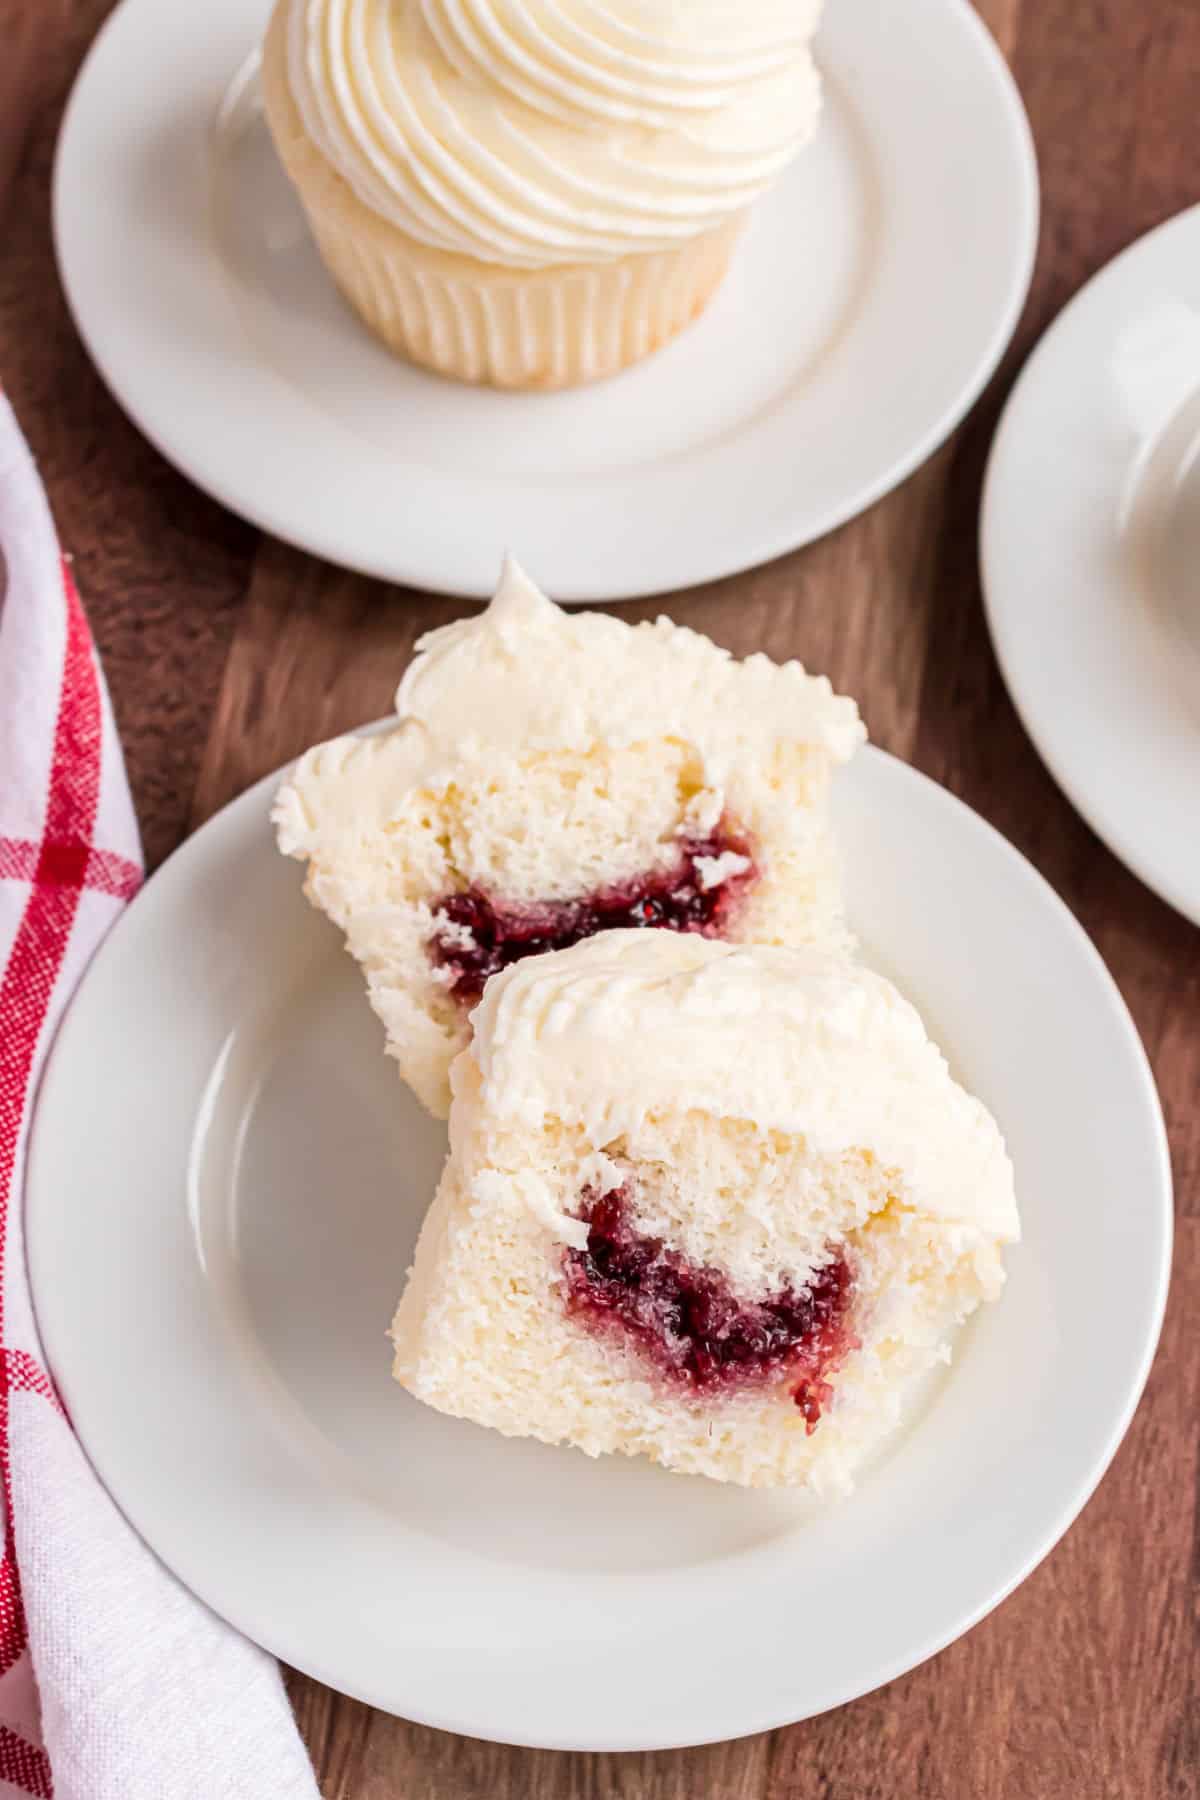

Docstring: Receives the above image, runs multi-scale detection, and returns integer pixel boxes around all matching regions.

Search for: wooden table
[4,4,1199,1796]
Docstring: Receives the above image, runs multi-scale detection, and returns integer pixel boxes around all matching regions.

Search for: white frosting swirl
[282,0,823,266]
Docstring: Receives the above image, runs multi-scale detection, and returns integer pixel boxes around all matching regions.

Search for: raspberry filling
[429,824,756,1006]
[563,1188,855,1429]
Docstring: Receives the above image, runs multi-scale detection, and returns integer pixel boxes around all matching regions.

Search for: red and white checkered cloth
[0,395,319,1798]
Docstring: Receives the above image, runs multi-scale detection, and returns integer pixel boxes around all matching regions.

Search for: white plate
[27,744,1169,1750]
[53,0,1037,601]
[982,206,1200,925]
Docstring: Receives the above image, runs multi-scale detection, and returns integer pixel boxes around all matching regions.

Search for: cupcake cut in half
[274,558,864,1116]
[391,931,1020,1491]
[261,0,824,387]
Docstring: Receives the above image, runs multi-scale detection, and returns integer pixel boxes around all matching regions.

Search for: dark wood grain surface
[4,4,1199,1796]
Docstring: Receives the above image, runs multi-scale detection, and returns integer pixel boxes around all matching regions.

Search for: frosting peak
[486,552,560,640]
[282,0,824,267]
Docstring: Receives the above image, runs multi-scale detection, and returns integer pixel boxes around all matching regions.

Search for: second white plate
[54,0,1037,600]
[982,205,1200,927]
[27,746,1169,1750]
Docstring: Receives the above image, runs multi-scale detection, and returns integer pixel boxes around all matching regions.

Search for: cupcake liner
[300,204,743,389]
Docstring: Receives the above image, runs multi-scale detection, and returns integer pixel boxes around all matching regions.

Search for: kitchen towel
[0,391,319,1800]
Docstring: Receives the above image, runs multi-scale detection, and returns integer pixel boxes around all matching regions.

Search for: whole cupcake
[261,0,823,388]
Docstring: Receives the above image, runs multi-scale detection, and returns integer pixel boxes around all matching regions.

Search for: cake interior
[429,820,755,1005]
[391,1098,1005,1490]
[288,731,848,1113]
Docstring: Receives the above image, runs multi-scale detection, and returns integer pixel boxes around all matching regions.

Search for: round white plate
[982,205,1200,925]
[53,0,1037,601]
[27,744,1169,1750]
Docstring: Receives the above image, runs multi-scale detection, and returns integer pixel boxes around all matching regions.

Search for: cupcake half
[261,0,824,388]
[273,558,864,1116]
[391,931,1020,1490]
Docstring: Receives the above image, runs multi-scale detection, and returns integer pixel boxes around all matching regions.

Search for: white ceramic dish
[53,0,1037,601]
[27,743,1169,1750]
[982,205,1200,926]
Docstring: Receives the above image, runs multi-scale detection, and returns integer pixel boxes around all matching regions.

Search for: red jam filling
[563,1187,854,1429]
[429,824,756,1006]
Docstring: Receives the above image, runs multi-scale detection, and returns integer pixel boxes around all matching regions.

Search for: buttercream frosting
[467,929,1021,1240]
[273,556,864,861]
[282,0,823,266]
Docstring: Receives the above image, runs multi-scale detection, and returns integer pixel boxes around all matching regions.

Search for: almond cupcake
[261,0,823,388]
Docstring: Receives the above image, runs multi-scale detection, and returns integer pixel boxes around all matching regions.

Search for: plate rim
[52,0,1039,603]
[24,740,1172,1749]
[980,202,1200,929]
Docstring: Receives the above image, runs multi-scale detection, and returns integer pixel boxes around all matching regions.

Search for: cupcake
[390,931,1019,1490]
[260,0,823,388]
[274,557,864,1116]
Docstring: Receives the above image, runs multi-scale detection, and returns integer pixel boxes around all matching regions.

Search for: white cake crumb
[693,850,753,891]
